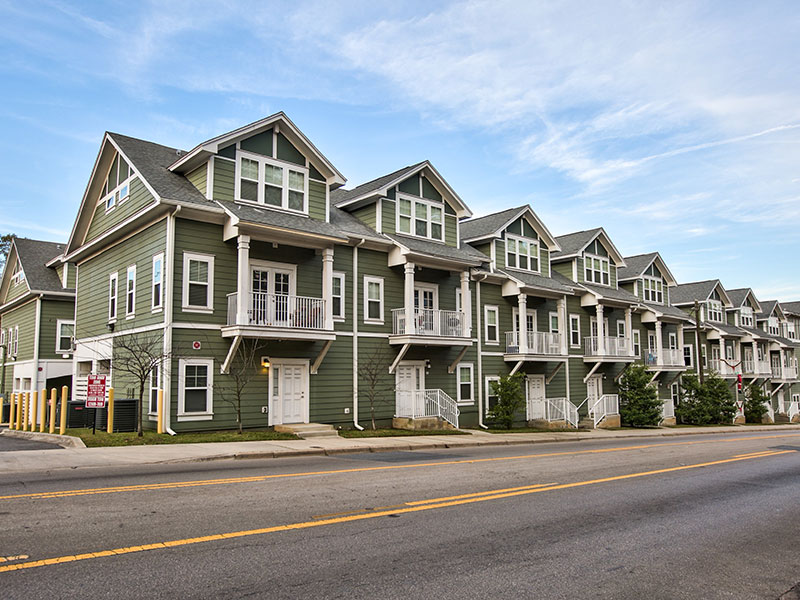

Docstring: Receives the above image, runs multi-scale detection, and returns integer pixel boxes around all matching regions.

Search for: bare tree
[112,332,171,437]
[215,338,262,434]
[358,345,396,430]
[0,233,14,273]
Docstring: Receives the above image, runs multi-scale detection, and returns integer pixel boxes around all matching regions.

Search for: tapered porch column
[322,247,334,330]
[719,339,725,374]
[625,308,633,356]
[779,349,786,378]
[236,235,250,326]
[558,296,568,355]
[518,294,529,353]
[752,341,758,373]
[596,304,605,355]
[460,271,471,337]
[404,262,415,335]
[677,324,685,357]
[655,321,664,365]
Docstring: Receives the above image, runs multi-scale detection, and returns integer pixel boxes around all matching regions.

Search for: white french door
[251,264,294,326]
[269,360,309,425]
[414,286,437,334]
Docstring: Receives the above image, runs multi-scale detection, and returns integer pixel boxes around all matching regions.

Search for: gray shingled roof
[738,325,771,340]
[500,268,576,295]
[329,207,385,242]
[331,162,425,206]
[579,282,639,304]
[670,280,719,305]
[216,200,347,241]
[109,133,212,207]
[618,253,657,281]
[780,301,800,315]
[460,206,525,241]
[385,234,487,266]
[551,228,603,260]
[725,288,754,308]
[14,238,70,293]
[757,299,778,319]
[709,323,745,337]
[641,301,693,321]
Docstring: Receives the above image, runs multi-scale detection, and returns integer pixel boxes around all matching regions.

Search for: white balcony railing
[644,348,684,367]
[505,331,563,355]
[227,292,326,329]
[708,359,737,376]
[590,394,619,427]
[391,308,468,338]
[756,360,772,375]
[395,389,459,428]
[771,364,799,380]
[743,359,754,374]
[584,336,633,358]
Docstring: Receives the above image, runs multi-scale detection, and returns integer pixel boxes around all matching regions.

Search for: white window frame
[683,344,694,368]
[569,314,581,347]
[548,311,559,334]
[13,325,18,356]
[485,376,500,416]
[363,276,384,324]
[152,253,164,312]
[235,150,309,215]
[101,155,132,213]
[632,329,641,356]
[767,316,780,336]
[456,363,474,405]
[148,365,161,416]
[177,358,214,421]
[701,345,708,368]
[505,234,540,273]
[108,272,118,322]
[11,265,24,285]
[455,288,462,312]
[484,305,499,344]
[332,272,345,321]
[584,253,610,286]
[616,321,626,338]
[182,252,215,313]
[395,192,445,242]
[671,382,680,404]
[56,320,74,354]
[642,276,664,304]
[668,332,677,350]
[126,265,136,317]
[740,306,753,328]
[706,300,723,323]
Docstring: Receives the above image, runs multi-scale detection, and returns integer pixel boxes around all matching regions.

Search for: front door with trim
[396,362,425,416]
[587,375,603,414]
[269,360,309,425]
[526,375,546,420]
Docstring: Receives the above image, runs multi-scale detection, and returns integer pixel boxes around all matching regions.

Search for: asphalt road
[0,429,60,452]
[1,431,800,599]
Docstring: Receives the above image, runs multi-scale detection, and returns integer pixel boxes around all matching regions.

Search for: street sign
[86,375,107,408]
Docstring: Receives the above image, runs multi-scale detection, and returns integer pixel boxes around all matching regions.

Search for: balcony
[707,359,737,377]
[756,360,772,376]
[504,331,564,359]
[644,349,686,370]
[222,292,335,341]
[389,308,471,346]
[772,364,799,381]
[584,336,636,362]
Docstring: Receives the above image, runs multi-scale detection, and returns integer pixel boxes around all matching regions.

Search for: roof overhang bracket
[389,344,411,374]
[220,335,242,374]
[546,362,564,384]
[448,346,470,374]
[510,360,524,376]
[771,382,785,397]
[615,363,632,384]
[311,340,333,375]
[648,370,661,385]
[583,361,602,383]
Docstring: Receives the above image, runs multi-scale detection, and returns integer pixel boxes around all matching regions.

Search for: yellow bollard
[22,392,30,431]
[49,388,56,434]
[16,393,22,430]
[8,394,15,430]
[157,389,164,434]
[30,390,38,433]
[106,388,115,434]
[39,388,46,432]
[59,386,68,435]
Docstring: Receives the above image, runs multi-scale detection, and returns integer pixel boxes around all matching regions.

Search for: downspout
[475,273,488,429]
[352,239,366,430]
[162,205,181,435]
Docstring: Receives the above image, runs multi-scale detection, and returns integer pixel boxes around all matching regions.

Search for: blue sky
[2,1,799,300]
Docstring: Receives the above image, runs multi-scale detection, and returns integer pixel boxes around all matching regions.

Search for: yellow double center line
[0,448,794,574]
[3,432,798,502]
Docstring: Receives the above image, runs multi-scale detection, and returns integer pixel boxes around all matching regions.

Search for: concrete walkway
[2,424,800,473]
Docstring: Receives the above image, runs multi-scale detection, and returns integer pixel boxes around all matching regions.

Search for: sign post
[86,375,107,434]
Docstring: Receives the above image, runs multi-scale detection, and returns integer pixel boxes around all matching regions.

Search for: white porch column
[655,321,664,365]
[677,324,685,355]
[752,341,758,372]
[236,235,250,326]
[596,304,605,355]
[322,247,334,330]
[558,296,568,355]
[460,270,471,337]
[719,339,725,373]
[518,294,529,353]
[779,349,786,377]
[625,308,633,356]
[404,262,415,335]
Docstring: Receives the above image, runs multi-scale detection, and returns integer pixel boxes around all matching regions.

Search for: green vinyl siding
[495,240,506,270]
[76,220,167,339]
[213,158,236,202]
[472,242,491,259]
[357,248,401,335]
[38,300,76,360]
[382,199,396,234]
[308,180,326,221]
[333,245,354,332]
[352,204,377,230]
[186,164,208,197]
[66,264,77,289]
[2,300,37,362]
[540,248,550,277]
[445,215,457,247]
[552,260,573,282]
[86,178,156,243]
[5,275,29,302]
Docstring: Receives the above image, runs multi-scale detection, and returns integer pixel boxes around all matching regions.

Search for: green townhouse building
[0,237,76,425]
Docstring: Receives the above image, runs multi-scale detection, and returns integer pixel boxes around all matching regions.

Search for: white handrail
[395,388,459,428]
[788,402,799,422]
[590,394,619,427]
[585,336,632,357]
[227,292,326,329]
[504,331,563,355]
[391,308,467,337]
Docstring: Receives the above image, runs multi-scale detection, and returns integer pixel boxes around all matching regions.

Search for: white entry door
[587,375,603,414]
[778,390,785,414]
[396,362,425,417]
[269,360,309,425]
[527,375,546,420]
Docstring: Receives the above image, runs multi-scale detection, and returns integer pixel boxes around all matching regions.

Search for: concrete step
[273,423,340,439]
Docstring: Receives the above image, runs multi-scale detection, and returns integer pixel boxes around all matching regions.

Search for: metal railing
[395,389,459,428]
[589,394,619,427]
[505,331,563,355]
[541,397,578,428]
[584,336,632,357]
[227,292,326,329]
[391,308,468,337]
[772,364,798,380]
[708,359,736,376]
[788,402,799,422]
[743,359,754,374]
[644,348,684,367]
[756,360,772,375]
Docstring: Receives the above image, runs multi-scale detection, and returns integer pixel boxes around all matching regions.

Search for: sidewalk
[2,424,800,474]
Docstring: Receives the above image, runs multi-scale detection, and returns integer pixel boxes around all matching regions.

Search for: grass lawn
[65,428,297,447]
[339,428,469,438]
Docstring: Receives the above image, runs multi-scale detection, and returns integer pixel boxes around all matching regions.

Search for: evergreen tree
[487,373,525,429]
[676,371,736,425]
[743,384,769,423]
[618,364,662,427]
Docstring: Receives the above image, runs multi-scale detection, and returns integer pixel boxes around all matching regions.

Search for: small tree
[358,345,395,430]
[675,372,709,425]
[743,384,769,423]
[704,373,736,424]
[0,233,13,273]
[216,338,262,434]
[676,371,736,425]
[618,364,662,427]
[487,372,525,430]
[112,332,172,437]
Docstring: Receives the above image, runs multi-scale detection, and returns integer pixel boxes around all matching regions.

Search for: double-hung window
[739,307,753,327]
[616,321,626,338]
[484,306,499,344]
[178,358,214,420]
[569,314,580,347]
[396,195,444,241]
[332,272,345,320]
[13,326,18,356]
[549,312,559,334]
[632,330,641,356]
[152,254,164,311]
[56,320,74,353]
[642,277,663,303]
[485,376,500,415]
[705,300,723,323]
[683,345,693,368]
[102,154,132,212]
[457,363,474,405]
[363,276,384,324]
[182,253,214,312]
[584,254,610,285]
[506,235,539,272]
[126,265,136,317]
[108,272,118,321]
[767,317,780,336]
[236,152,308,213]
[149,365,161,415]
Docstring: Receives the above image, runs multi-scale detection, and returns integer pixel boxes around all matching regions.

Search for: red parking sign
[86,375,107,408]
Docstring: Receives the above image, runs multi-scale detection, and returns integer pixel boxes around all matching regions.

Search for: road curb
[0,429,86,448]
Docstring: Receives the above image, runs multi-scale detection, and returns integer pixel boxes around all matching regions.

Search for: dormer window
[102,154,132,212]
[396,194,444,242]
[767,316,780,336]
[740,306,754,328]
[584,254,610,285]
[705,300,723,323]
[11,265,24,285]
[236,151,308,214]
[506,235,539,272]
[642,276,663,303]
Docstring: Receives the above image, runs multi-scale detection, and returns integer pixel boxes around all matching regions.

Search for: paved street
[1,430,800,599]
[0,431,59,452]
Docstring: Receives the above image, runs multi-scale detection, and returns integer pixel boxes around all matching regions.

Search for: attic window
[396,194,444,242]
[102,154,132,212]
[642,276,663,304]
[740,306,753,327]
[705,300,723,323]
[584,254,610,286]
[11,266,24,285]
[236,151,308,214]
[506,234,539,272]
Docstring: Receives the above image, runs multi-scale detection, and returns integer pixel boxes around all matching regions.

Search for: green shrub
[487,373,525,430]
[618,364,662,427]
[675,372,736,425]
[743,384,769,423]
